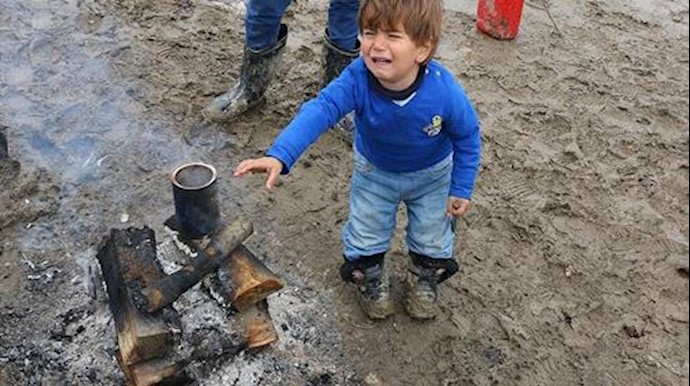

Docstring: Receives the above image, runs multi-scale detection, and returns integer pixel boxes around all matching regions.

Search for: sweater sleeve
[446,81,481,199]
[267,65,358,174]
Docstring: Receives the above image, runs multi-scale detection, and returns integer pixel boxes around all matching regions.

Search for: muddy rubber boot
[0,128,7,160]
[203,24,288,122]
[340,253,394,320]
[322,30,359,145]
[405,252,459,320]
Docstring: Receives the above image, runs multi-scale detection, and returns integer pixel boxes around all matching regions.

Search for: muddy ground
[1,0,688,385]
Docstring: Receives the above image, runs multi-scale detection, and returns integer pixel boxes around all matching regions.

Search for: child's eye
[362,29,376,37]
[388,33,403,39]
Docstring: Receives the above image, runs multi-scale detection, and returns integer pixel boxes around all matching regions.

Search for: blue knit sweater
[267,57,481,199]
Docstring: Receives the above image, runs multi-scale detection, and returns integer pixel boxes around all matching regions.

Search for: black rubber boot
[405,252,459,320]
[322,30,360,145]
[340,253,394,320]
[203,24,289,122]
[0,127,8,160]
[322,29,360,88]
[0,126,20,179]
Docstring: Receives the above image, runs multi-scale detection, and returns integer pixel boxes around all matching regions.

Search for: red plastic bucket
[476,0,524,40]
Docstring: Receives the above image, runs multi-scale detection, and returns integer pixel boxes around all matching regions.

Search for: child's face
[359,23,430,91]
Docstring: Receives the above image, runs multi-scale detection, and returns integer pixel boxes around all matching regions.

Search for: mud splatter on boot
[405,269,440,320]
[405,252,459,320]
[340,254,394,320]
[356,265,394,319]
[203,25,288,122]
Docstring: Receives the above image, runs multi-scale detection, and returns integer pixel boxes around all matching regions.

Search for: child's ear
[415,41,433,64]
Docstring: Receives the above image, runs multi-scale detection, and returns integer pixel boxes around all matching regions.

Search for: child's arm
[446,81,482,206]
[234,156,283,190]
[267,64,359,174]
[233,62,360,190]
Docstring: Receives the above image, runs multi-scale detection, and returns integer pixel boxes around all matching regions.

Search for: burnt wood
[242,299,279,350]
[97,227,173,366]
[141,218,253,313]
[216,244,284,312]
[117,352,192,386]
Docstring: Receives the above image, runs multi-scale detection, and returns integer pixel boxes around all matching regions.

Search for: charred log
[96,227,173,366]
[215,245,284,312]
[141,218,253,313]
[242,299,279,350]
[117,352,192,386]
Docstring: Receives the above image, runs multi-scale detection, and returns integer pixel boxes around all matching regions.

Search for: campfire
[96,162,284,386]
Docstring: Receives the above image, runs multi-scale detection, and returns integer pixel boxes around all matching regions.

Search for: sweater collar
[368,65,426,101]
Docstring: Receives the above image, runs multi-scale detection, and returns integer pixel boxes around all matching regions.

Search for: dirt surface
[1,0,688,385]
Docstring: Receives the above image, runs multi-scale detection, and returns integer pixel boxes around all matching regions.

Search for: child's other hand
[447,196,471,217]
[234,157,283,190]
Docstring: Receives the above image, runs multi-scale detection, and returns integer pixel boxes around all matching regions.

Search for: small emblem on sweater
[423,115,443,136]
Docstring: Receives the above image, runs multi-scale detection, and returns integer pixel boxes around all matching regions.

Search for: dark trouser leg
[326,0,359,52]
[245,0,292,50]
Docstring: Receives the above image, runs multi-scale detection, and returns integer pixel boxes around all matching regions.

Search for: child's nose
[372,33,386,49]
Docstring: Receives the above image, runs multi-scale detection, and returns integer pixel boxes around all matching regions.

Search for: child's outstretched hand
[447,196,471,217]
[234,156,283,190]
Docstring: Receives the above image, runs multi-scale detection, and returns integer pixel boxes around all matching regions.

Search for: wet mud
[1,0,688,385]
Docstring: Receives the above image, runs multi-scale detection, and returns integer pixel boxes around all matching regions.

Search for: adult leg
[246,1,292,50]
[203,0,292,122]
[322,0,361,144]
[326,0,360,52]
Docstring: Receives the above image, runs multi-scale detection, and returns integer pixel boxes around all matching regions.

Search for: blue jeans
[246,0,360,51]
[342,150,455,261]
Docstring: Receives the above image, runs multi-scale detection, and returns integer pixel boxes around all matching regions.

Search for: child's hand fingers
[234,159,257,176]
[235,158,273,176]
[454,203,468,216]
[455,201,470,216]
[447,206,462,217]
[234,158,282,190]
[265,167,281,190]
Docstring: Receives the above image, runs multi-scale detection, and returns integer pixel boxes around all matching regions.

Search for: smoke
[0,0,220,259]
